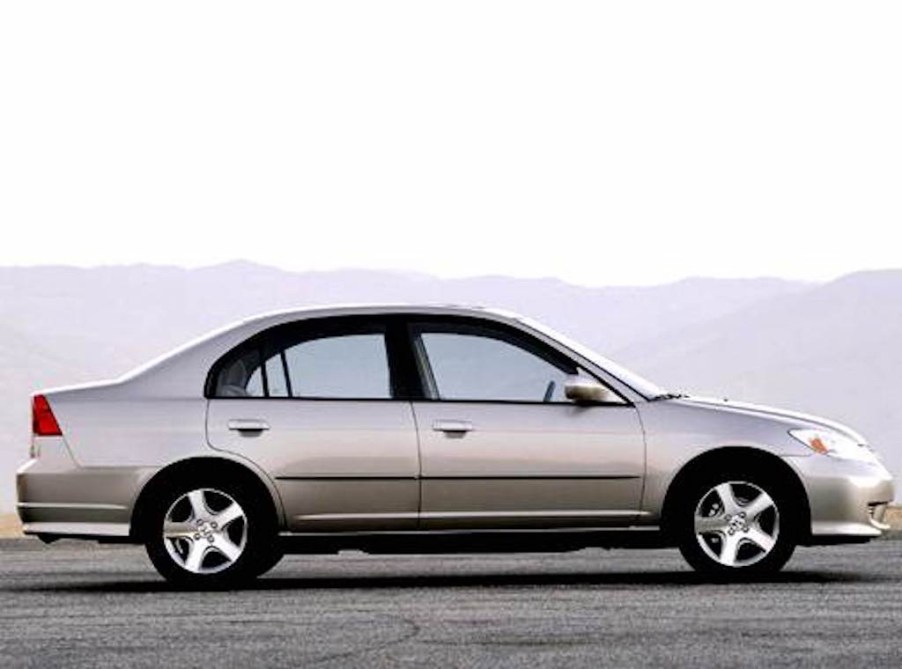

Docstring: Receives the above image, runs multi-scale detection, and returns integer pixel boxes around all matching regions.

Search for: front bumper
[16,437,152,539]
[783,454,895,543]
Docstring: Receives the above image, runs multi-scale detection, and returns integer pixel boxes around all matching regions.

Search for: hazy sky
[1,2,900,286]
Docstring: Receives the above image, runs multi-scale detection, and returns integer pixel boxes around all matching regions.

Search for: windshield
[517,317,667,400]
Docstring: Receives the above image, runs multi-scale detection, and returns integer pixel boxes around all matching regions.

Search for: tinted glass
[418,332,571,402]
[214,348,264,398]
[265,355,289,397]
[283,333,390,399]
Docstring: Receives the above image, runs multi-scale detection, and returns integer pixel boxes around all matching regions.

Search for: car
[17,305,895,586]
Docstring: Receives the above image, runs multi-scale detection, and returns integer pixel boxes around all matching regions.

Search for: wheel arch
[130,456,285,541]
[659,446,811,542]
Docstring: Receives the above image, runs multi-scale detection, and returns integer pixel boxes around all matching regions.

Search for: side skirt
[277,527,671,555]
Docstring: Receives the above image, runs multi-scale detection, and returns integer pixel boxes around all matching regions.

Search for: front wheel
[677,474,796,575]
[144,479,277,588]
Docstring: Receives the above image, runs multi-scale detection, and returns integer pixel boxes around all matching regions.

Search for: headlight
[789,428,878,463]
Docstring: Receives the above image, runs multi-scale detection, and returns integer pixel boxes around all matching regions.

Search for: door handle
[433,420,474,434]
[227,419,270,432]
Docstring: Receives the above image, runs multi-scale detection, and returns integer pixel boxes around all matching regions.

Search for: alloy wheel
[162,488,248,575]
[693,481,780,568]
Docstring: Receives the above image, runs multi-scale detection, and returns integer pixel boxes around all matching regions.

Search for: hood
[674,396,868,444]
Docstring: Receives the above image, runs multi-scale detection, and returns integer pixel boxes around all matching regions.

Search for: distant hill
[612,269,902,486]
[2,262,898,511]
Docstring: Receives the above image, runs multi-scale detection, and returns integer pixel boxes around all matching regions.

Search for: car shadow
[11,568,889,594]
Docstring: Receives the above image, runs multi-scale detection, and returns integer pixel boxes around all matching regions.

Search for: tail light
[32,394,62,437]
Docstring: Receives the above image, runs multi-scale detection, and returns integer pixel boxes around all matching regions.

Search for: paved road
[1,538,902,668]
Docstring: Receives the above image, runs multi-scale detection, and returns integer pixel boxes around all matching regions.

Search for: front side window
[415,328,576,402]
[211,325,391,400]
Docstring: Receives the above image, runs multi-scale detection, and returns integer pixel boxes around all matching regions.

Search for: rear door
[206,316,420,532]
[408,317,646,529]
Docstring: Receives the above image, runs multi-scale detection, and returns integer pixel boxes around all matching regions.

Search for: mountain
[1,263,897,511]
[612,269,902,483]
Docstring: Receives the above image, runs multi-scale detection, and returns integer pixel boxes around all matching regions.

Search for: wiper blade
[650,392,687,401]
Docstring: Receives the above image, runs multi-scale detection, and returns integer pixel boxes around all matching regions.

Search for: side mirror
[564,376,623,405]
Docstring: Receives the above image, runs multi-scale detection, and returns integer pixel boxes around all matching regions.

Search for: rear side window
[282,334,390,399]
[213,348,265,398]
[210,322,392,400]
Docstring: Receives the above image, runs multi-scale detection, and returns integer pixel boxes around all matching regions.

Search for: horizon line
[1,260,900,290]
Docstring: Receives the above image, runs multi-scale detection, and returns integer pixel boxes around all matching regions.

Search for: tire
[252,545,285,578]
[676,466,797,576]
[144,475,278,588]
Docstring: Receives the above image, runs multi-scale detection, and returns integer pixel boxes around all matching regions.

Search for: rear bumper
[783,454,895,543]
[16,437,152,540]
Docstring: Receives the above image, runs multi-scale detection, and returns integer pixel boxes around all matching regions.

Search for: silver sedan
[17,305,894,586]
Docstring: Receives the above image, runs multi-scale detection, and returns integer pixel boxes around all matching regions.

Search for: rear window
[209,321,392,400]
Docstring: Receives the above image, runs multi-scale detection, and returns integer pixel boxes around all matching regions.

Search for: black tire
[252,544,285,578]
[144,474,279,588]
[676,465,797,576]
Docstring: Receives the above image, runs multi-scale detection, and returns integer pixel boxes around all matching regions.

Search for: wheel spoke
[213,535,242,563]
[186,490,208,521]
[163,520,197,538]
[694,515,726,534]
[183,539,208,573]
[742,492,775,521]
[718,533,742,567]
[745,526,776,553]
[214,502,244,528]
[714,483,740,516]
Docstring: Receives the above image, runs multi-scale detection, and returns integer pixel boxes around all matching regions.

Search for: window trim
[279,349,293,397]
[204,313,632,406]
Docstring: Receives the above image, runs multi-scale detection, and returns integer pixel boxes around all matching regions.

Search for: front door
[408,318,646,529]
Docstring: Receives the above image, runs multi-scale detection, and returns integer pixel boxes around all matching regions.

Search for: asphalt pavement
[1,537,901,668]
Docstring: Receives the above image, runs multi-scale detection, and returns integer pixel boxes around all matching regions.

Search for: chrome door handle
[433,420,474,434]
[227,419,270,432]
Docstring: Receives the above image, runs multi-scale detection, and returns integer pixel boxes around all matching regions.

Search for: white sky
[1,2,900,287]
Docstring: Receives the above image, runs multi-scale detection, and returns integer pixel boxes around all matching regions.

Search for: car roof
[235,303,526,328]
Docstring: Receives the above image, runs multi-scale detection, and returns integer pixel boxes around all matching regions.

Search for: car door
[408,317,646,530]
[206,316,420,532]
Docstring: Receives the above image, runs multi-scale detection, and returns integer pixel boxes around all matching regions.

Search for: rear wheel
[677,471,796,575]
[144,478,277,587]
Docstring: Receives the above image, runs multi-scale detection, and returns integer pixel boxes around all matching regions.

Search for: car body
[17,305,895,585]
